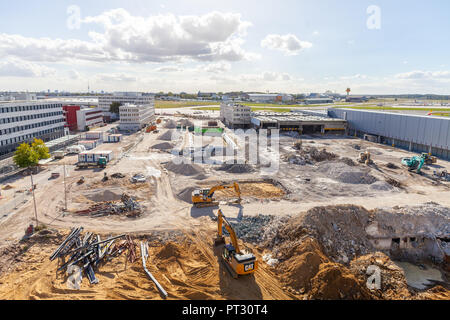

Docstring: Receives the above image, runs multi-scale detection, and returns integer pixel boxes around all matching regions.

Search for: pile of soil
[177,187,197,203]
[215,182,285,200]
[217,163,255,173]
[152,142,174,150]
[165,162,204,176]
[317,162,378,185]
[308,263,373,300]
[303,147,338,162]
[2,185,14,190]
[386,163,399,169]
[339,157,356,167]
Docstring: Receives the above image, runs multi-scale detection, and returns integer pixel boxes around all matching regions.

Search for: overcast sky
[1,0,450,94]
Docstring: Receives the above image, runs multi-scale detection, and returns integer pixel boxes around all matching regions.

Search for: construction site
[0,110,449,301]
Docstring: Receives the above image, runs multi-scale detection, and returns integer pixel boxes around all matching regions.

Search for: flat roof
[252,112,347,124]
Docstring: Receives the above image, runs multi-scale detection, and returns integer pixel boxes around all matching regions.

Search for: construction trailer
[106,134,122,143]
[85,131,104,142]
[79,140,100,150]
[78,151,114,164]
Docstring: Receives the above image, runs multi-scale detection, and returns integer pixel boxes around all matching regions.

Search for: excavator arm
[217,209,241,254]
[207,183,241,201]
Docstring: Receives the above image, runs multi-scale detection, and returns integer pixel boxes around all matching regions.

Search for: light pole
[30,168,38,227]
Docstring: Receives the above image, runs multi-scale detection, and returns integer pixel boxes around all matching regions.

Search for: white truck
[66,145,87,154]
[53,150,65,159]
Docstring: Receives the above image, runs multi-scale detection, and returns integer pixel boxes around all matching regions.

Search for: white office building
[119,103,155,132]
[0,101,65,155]
[220,103,252,128]
[99,92,155,122]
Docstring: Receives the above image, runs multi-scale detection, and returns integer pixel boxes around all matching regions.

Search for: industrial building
[119,103,156,132]
[99,92,155,122]
[304,98,334,105]
[250,111,347,134]
[329,108,450,160]
[63,105,104,132]
[0,101,65,156]
[220,103,252,128]
[247,93,294,103]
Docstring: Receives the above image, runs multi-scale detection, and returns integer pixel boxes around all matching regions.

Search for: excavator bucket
[214,236,226,247]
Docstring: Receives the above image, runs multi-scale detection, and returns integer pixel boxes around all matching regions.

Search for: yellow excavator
[192,182,241,208]
[214,209,257,279]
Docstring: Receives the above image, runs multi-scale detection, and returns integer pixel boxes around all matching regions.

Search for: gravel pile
[158,131,175,141]
[317,162,377,185]
[164,120,177,129]
[217,163,255,173]
[151,142,174,150]
[165,162,204,176]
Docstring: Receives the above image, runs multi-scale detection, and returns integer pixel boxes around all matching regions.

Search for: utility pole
[30,169,38,227]
[63,163,68,211]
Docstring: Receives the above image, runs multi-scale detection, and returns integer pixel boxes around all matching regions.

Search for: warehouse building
[329,108,450,160]
[119,103,156,132]
[220,103,252,128]
[99,92,155,122]
[0,101,65,156]
[250,111,347,134]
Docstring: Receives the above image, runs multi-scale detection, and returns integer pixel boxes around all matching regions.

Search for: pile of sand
[308,263,373,300]
[152,142,174,150]
[165,162,204,176]
[217,163,255,173]
[317,162,377,185]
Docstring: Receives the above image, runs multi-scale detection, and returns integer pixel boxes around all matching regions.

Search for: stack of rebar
[50,227,136,285]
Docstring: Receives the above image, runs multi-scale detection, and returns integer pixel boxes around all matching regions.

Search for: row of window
[0,104,61,113]
[0,119,64,135]
[0,127,63,146]
[0,111,63,124]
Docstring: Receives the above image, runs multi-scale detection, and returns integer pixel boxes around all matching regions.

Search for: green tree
[13,143,40,168]
[109,102,122,115]
[13,139,50,168]
[31,139,50,161]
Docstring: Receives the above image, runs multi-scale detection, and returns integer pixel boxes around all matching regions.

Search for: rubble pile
[75,193,142,218]
[283,146,338,165]
[317,162,378,185]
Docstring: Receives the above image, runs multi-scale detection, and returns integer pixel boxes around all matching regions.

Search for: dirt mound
[304,147,338,162]
[177,187,196,203]
[165,162,204,176]
[179,119,194,127]
[217,163,255,173]
[386,163,399,169]
[369,181,394,191]
[85,189,123,202]
[2,184,14,190]
[215,182,285,200]
[339,157,356,166]
[164,119,177,128]
[309,263,373,300]
[155,242,183,260]
[158,130,175,141]
[317,162,377,185]
[152,142,174,150]
[277,237,330,291]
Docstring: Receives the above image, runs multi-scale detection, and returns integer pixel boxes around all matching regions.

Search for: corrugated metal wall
[328,108,450,159]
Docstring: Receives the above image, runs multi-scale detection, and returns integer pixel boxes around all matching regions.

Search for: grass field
[155,100,220,108]
[333,106,450,112]
[193,107,292,113]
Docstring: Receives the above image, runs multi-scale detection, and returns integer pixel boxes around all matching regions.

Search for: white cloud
[155,66,183,72]
[96,73,137,82]
[312,31,320,36]
[205,62,231,73]
[395,70,450,80]
[0,10,255,64]
[67,69,82,80]
[0,58,55,77]
[261,34,312,55]
[340,74,368,80]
